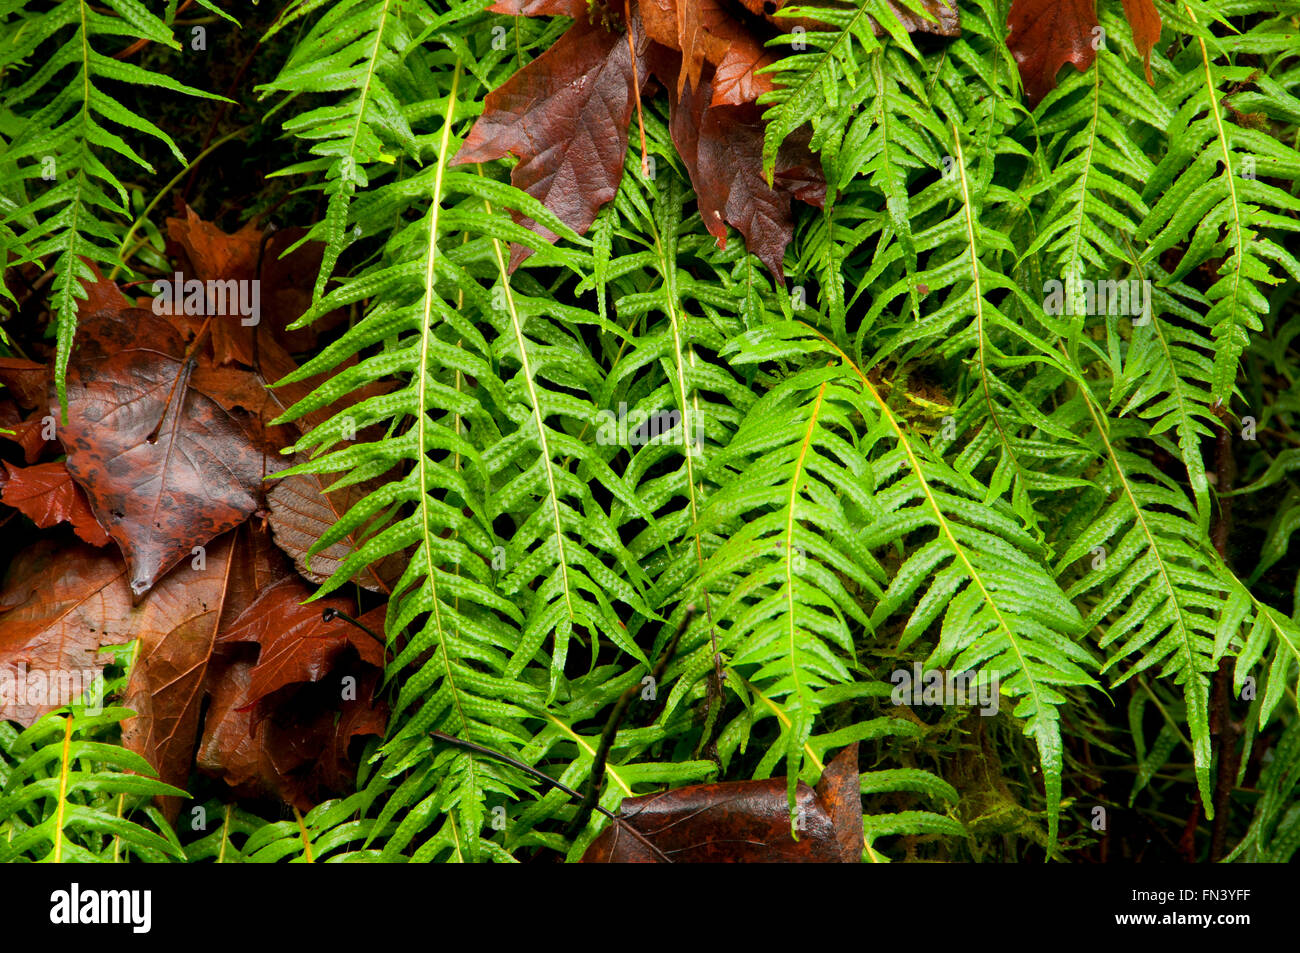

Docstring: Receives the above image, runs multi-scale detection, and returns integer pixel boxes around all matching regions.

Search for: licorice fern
[2,0,1299,863]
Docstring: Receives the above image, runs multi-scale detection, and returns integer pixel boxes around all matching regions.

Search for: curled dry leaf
[55,309,277,598]
[640,0,776,107]
[457,0,831,280]
[582,742,863,862]
[199,576,387,810]
[197,656,386,811]
[0,460,110,546]
[1118,0,1161,84]
[667,65,824,282]
[462,0,959,277]
[163,206,347,363]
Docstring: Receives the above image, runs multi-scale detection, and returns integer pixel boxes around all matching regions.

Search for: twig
[429,730,671,862]
[623,0,649,178]
[323,588,677,860]
[568,607,694,836]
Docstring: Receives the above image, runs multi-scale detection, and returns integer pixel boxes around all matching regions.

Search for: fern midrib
[784,378,828,725]
[416,64,472,749]
[489,213,575,623]
[292,805,315,862]
[1074,375,1197,665]
[1120,230,1209,529]
[1072,365,1211,809]
[52,714,73,862]
[647,211,726,693]
[953,123,1023,484]
[762,0,876,176]
[1064,63,1103,284]
[344,0,394,172]
[1186,2,1245,367]
[545,713,634,797]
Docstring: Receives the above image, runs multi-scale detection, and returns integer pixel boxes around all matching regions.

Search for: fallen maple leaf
[55,308,277,597]
[582,742,863,861]
[199,577,387,810]
[461,0,963,278]
[220,519,298,630]
[1007,0,1160,107]
[197,654,386,811]
[0,460,110,547]
[163,207,348,363]
[1119,0,1161,84]
[667,67,824,280]
[640,0,776,107]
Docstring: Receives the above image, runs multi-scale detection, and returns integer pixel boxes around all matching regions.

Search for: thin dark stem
[568,607,694,837]
[321,608,664,859]
[321,607,384,645]
[429,731,671,863]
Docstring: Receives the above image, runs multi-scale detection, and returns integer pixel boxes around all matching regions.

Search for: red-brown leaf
[164,208,263,366]
[0,358,49,410]
[1006,0,1098,107]
[1007,0,1160,105]
[876,0,960,35]
[120,532,239,819]
[1119,0,1160,84]
[0,541,132,725]
[266,469,401,593]
[0,405,56,464]
[0,460,110,546]
[164,208,348,362]
[56,310,276,598]
[667,70,823,283]
[582,743,862,862]
[75,262,133,321]
[641,0,776,106]
[676,0,705,94]
[197,655,386,811]
[453,15,649,269]
[215,576,385,709]
[489,0,586,15]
